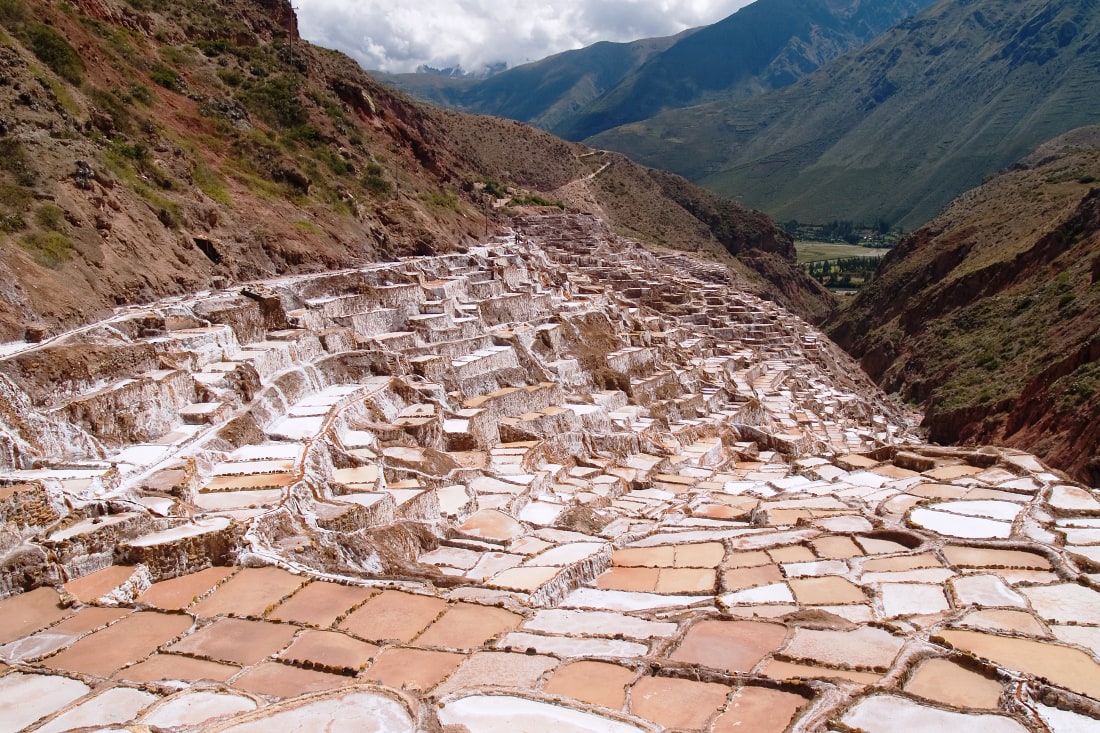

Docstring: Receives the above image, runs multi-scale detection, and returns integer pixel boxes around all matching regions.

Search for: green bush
[34,202,66,231]
[26,22,84,84]
[0,139,35,186]
[362,173,393,198]
[20,230,74,267]
[217,67,243,87]
[483,179,508,198]
[149,64,181,91]
[239,75,307,128]
[424,190,458,210]
[0,213,26,233]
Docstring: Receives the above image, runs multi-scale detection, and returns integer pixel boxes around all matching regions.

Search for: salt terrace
[0,213,1098,732]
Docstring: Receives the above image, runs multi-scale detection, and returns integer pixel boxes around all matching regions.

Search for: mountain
[376,0,933,141]
[828,126,1100,484]
[375,30,690,134]
[0,0,828,341]
[554,0,935,141]
[591,0,1100,230]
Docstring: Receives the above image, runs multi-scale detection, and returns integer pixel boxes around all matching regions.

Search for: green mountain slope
[591,0,1100,230]
[828,127,1100,483]
[555,0,934,141]
[376,0,931,142]
[375,32,688,133]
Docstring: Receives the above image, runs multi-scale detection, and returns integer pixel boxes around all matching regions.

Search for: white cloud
[295,0,753,74]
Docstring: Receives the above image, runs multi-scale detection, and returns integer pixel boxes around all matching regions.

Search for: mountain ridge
[0,0,828,341]
[590,0,1100,230]
[375,0,933,142]
[828,126,1100,484]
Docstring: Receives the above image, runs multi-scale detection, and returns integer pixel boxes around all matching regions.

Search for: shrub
[149,64,181,91]
[217,67,243,87]
[20,231,74,267]
[424,190,458,210]
[239,75,307,128]
[26,22,84,84]
[362,172,393,198]
[482,179,508,198]
[0,213,26,232]
[34,202,66,230]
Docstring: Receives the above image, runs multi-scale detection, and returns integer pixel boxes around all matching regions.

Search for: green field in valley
[794,241,890,264]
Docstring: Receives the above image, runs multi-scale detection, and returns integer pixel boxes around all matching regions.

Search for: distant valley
[377,0,934,143]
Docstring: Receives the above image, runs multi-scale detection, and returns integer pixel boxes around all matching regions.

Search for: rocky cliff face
[829,127,1100,484]
[0,0,825,343]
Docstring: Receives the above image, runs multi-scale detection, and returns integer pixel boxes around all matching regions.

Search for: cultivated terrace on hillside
[0,214,1098,731]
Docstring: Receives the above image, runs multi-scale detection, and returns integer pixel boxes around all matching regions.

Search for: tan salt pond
[361,647,464,690]
[543,660,636,709]
[116,653,241,684]
[63,564,138,603]
[723,563,782,591]
[629,675,731,729]
[1,606,128,662]
[191,566,306,618]
[457,509,524,541]
[232,661,349,697]
[788,576,866,605]
[168,617,297,666]
[268,581,377,627]
[669,619,787,673]
[413,602,522,649]
[280,629,379,671]
[0,587,70,644]
[936,629,1100,699]
[44,611,194,678]
[202,473,295,491]
[490,565,561,592]
[811,535,863,559]
[338,590,447,642]
[862,553,942,572]
[904,657,1003,709]
[137,566,235,610]
[711,686,808,733]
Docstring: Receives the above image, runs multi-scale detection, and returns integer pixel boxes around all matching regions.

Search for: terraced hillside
[0,214,1098,732]
[0,0,826,340]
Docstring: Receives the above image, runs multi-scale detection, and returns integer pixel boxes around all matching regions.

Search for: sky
[296,0,755,74]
